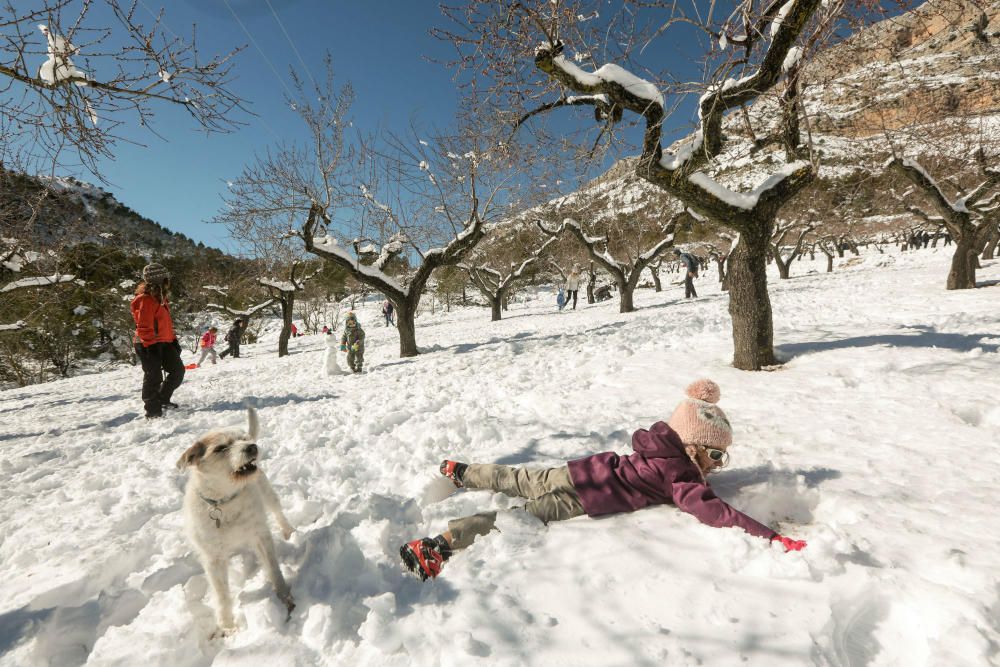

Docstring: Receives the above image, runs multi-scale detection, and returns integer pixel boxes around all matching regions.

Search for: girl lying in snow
[400,379,806,581]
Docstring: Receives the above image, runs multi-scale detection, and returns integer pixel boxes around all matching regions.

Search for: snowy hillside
[1,249,999,666]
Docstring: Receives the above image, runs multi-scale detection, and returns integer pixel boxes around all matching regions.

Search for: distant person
[219,318,244,359]
[322,324,330,335]
[673,248,699,299]
[594,284,612,302]
[131,263,185,419]
[291,322,299,338]
[382,300,395,327]
[556,287,567,311]
[399,379,807,581]
[196,326,218,367]
[565,265,582,310]
[340,311,366,374]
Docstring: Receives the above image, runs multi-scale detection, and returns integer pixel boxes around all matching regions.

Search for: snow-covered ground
[1,247,999,666]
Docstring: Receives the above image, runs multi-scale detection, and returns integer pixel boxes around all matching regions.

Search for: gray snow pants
[447,464,586,550]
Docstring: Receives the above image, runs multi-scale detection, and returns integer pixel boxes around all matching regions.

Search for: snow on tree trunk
[728,226,776,370]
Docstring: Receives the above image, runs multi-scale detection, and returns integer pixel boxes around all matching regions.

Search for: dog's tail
[247,407,260,440]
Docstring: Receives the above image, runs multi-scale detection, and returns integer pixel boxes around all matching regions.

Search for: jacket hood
[631,422,687,459]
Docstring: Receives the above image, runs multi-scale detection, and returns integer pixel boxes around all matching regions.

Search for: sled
[184,363,198,370]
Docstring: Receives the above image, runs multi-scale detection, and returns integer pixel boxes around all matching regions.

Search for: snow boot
[440,460,468,488]
[400,536,451,581]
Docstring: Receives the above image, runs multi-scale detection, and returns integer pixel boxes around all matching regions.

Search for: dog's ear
[176,441,207,470]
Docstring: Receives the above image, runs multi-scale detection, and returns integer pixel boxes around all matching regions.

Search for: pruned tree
[258,262,321,357]
[888,153,1000,289]
[437,0,867,369]
[462,229,556,320]
[537,212,681,313]
[1,0,246,176]
[768,220,814,279]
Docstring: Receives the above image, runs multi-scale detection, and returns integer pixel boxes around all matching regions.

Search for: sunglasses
[702,446,730,466]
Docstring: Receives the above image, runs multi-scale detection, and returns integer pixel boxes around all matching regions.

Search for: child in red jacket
[401,379,806,580]
[196,326,218,367]
[131,263,185,418]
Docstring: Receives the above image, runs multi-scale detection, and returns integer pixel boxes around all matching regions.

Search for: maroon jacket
[567,422,777,539]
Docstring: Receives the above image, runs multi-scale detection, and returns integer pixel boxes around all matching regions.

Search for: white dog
[176,407,295,635]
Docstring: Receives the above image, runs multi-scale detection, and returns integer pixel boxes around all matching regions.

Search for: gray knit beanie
[142,263,170,284]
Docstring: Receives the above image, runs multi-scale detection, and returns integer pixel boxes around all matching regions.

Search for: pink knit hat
[667,379,732,449]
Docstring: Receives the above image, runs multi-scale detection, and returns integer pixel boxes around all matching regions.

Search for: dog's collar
[198,490,243,508]
[199,490,242,528]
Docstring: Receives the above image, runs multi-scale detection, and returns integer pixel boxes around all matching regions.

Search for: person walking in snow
[556,287,567,311]
[400,379,807,581]
[131,263,185,419]
[382,299,395,327]
[673,248,699,299]
[219,318,244,359]
[564,265,582,310]
[291,322,299,338]
[195,326,218,367]
[340,311,366,373]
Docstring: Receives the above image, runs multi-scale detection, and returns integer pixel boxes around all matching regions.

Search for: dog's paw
[210,623,238,640]
[280,593,296,620]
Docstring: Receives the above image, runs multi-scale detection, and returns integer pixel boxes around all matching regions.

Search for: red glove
[771,535,807,552]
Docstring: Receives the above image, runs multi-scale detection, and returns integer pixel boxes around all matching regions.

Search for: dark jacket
[567,422,775,539]
[225,323,242,344]
[677,252,699,274]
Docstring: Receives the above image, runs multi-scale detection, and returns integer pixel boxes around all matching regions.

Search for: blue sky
[77,0,461,251]
[58,1,723,251]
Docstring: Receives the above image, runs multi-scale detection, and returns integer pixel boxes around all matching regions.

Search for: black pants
[566,290,578,309]
[135,341,185,417]
[684,272,698,298]
[220,342,240,358]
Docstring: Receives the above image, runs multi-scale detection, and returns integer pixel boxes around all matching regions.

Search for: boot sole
[399,545,429,581]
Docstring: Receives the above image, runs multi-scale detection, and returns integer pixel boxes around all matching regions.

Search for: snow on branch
[1,274,76,293]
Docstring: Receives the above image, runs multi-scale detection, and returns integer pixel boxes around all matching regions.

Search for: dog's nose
[245,443,258,457]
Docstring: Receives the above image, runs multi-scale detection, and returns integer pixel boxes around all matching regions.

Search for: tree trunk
[278,293,293,357]
[586,263,596,304]
[981,223,999,260]
[650,266,662,292]
[396,301,419,357]
[946,234,978,290]
[773,252,791,280]
[825,254,833,273]
[490,294,502,321]
[616,273,635,314]
[727,223,776,370]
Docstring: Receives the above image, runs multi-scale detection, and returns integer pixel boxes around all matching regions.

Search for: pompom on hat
[142,262,170,285]
[667,379,732,449]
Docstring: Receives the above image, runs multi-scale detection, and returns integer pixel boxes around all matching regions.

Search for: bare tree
[258,262,321,357]
[437,0,864,369]
[537,211,680,313]
[888,152,1000,289]
[0,0,246,176]
[462,228,556,320]
[768,220,814,279]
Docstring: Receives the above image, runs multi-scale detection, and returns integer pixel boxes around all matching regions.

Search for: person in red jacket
[400,379,807,581]
[131,263,185,419]
[196,326,218,367]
